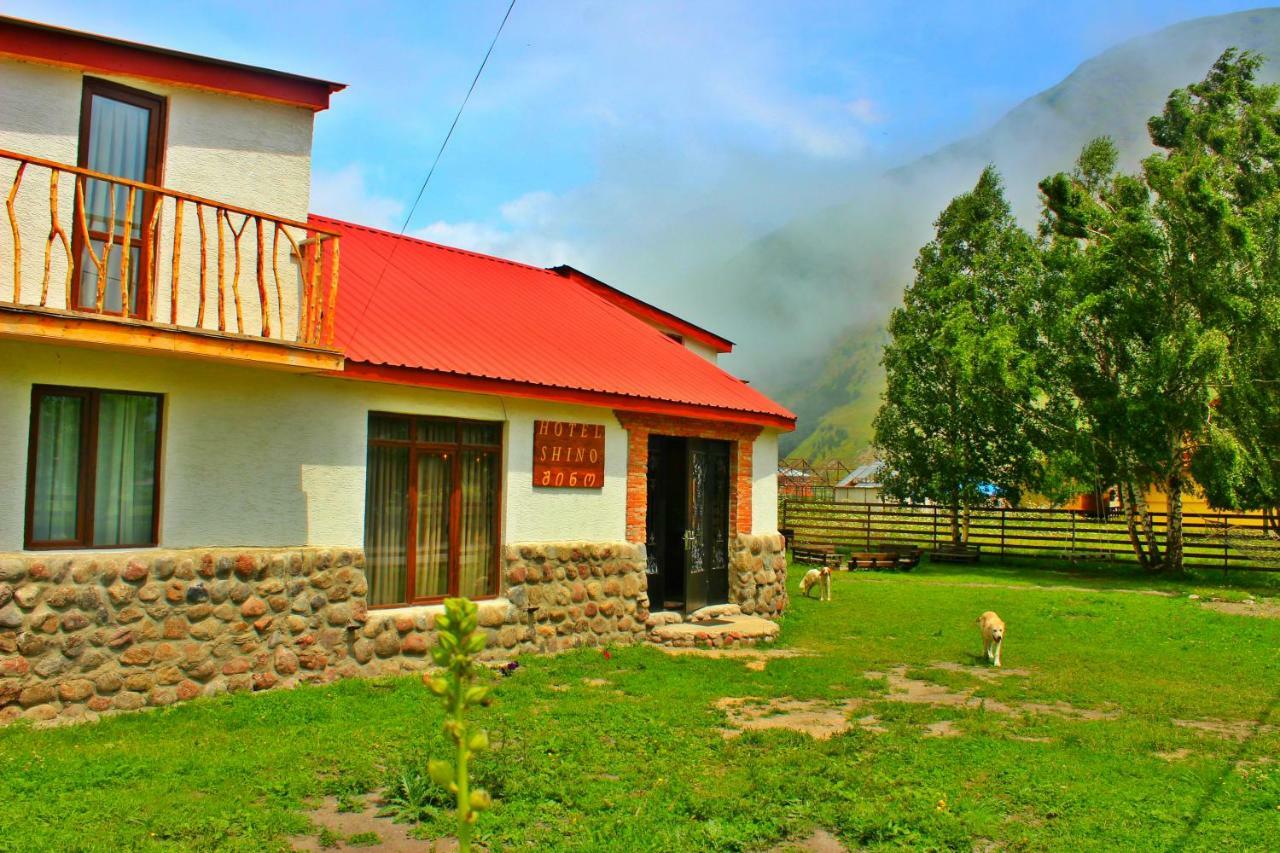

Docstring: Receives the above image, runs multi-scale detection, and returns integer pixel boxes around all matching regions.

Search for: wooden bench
[847,551,895,570]
[931,543,981,564]
[792,543,838,567]
[876,542,923,570]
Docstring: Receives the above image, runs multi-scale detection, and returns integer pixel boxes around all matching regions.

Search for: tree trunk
[1129,482,1164,569]
[962,504,972,544]
[949,503,961,545]
[1166,474,1184,573]
[1121,482,1150,568]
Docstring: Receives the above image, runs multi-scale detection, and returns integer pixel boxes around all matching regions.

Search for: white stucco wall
[0,57,315,339]
[751,429,779,534]
[683,338,719,364]
[0,340,631,552]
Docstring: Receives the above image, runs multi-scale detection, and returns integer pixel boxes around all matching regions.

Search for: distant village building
[832,461,885,504]
[0,17,794,724]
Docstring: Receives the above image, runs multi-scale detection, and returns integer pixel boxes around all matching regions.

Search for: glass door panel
[76,84,160,317]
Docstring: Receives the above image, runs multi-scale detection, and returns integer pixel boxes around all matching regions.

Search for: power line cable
[348,0,517,336]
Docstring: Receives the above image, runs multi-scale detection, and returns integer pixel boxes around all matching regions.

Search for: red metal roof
[0,16,344,111]
[550,265,734,353]
[314,215,795,429]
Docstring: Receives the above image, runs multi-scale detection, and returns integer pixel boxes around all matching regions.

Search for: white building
[0,17,794,724]
[833,461,886,504]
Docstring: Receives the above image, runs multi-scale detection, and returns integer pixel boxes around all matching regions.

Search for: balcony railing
[0,148,340,357]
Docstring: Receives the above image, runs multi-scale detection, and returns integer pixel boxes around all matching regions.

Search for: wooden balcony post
[41,168,71,308]
[196,202,208,328]
[169,199,183,324]
[255,217,269,338]
[6,161,23,302]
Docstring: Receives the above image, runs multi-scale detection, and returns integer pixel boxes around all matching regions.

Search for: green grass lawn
[2,560,1279,851]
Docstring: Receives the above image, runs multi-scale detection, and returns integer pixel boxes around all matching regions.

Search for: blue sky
[9,1,1271,279]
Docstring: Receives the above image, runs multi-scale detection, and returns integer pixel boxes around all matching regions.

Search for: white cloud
[309,165,404,230]
[845,97,883,124]
[413,216,578,269]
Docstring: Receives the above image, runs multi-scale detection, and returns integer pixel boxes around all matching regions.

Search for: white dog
[801,566,832,601]
[977,611,1005,667]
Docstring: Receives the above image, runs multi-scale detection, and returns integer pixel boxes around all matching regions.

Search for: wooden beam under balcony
[0,302,344,371]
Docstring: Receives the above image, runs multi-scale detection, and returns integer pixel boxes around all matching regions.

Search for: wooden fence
[779,499,1280,574]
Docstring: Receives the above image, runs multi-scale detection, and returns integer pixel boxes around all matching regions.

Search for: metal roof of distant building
[316,215,795,429]
[835,461,885,488]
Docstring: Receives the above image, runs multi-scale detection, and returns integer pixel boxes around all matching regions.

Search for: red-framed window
[363,413,503,607]
[25,385,163,550]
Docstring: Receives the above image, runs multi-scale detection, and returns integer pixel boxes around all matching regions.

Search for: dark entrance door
[645,435,730,614]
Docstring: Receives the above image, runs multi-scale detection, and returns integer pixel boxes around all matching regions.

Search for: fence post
[1000,507,1006,560]
[1070,511,1077,562]
[864,504,871,549]
[931,505,937,549]
[1222,512,1229,576]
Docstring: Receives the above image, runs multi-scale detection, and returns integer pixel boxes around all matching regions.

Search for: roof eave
[0,15,345,111]
[551,265,734,354]
[334,361,796,431]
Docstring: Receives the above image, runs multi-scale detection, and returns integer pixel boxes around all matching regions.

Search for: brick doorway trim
[614,411,762,544]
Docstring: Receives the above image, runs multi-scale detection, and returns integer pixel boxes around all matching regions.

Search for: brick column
[614,412,762,545]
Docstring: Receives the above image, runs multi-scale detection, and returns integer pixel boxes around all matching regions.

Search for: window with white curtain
[363,414,502,606]
[75,77,165,317]
[25,386,162,549]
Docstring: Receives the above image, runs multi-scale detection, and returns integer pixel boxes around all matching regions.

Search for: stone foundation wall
[0,547,379,726]
[728,533,788,617]
[0,540,649,726]
[499,541,649,653]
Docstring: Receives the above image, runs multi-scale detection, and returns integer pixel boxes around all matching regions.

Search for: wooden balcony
[0,149,343,371]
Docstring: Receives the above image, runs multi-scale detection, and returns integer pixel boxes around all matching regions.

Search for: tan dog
[801,566,832,601]
[977,611,1005,666]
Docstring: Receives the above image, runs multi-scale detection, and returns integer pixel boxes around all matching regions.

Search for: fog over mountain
[684,8,1280,461]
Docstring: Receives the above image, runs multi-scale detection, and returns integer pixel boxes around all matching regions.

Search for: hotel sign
[534,420,605,488]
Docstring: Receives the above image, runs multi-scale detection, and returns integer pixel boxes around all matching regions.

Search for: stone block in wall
[728,533,788,618]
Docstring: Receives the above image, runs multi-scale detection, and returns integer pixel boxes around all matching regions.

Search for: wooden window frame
[24,384,164,550]
[72,76,168,319]
[365,413,504,608]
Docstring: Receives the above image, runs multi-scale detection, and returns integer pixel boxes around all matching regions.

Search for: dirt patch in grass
[718,661,1131,740]
[291,795,437,852]
[716,697,869,740]
[769,828,847,852]
[876,665,1122,721]
[659,645,811,672]
[1173,718,1277,741]
[1201,598,1280,619]
[1155,748,1195,761]
[930,660,1031,681]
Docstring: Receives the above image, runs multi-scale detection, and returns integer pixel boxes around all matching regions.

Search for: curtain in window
[31,394,84,542]
[80,95,150,313]
[364,445,409,605]
[415,452,451,599]
[93,393,158,546]
[458,451,497,597]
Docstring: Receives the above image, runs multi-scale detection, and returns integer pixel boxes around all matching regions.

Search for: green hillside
[707,8,1280,462]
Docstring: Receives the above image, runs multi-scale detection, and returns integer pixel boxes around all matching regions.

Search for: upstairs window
[363,414,502,606]
[25,386,163,549]
[75,77,166,318]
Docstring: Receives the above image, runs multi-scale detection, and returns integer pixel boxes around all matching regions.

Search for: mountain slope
[700,8,1280,459]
